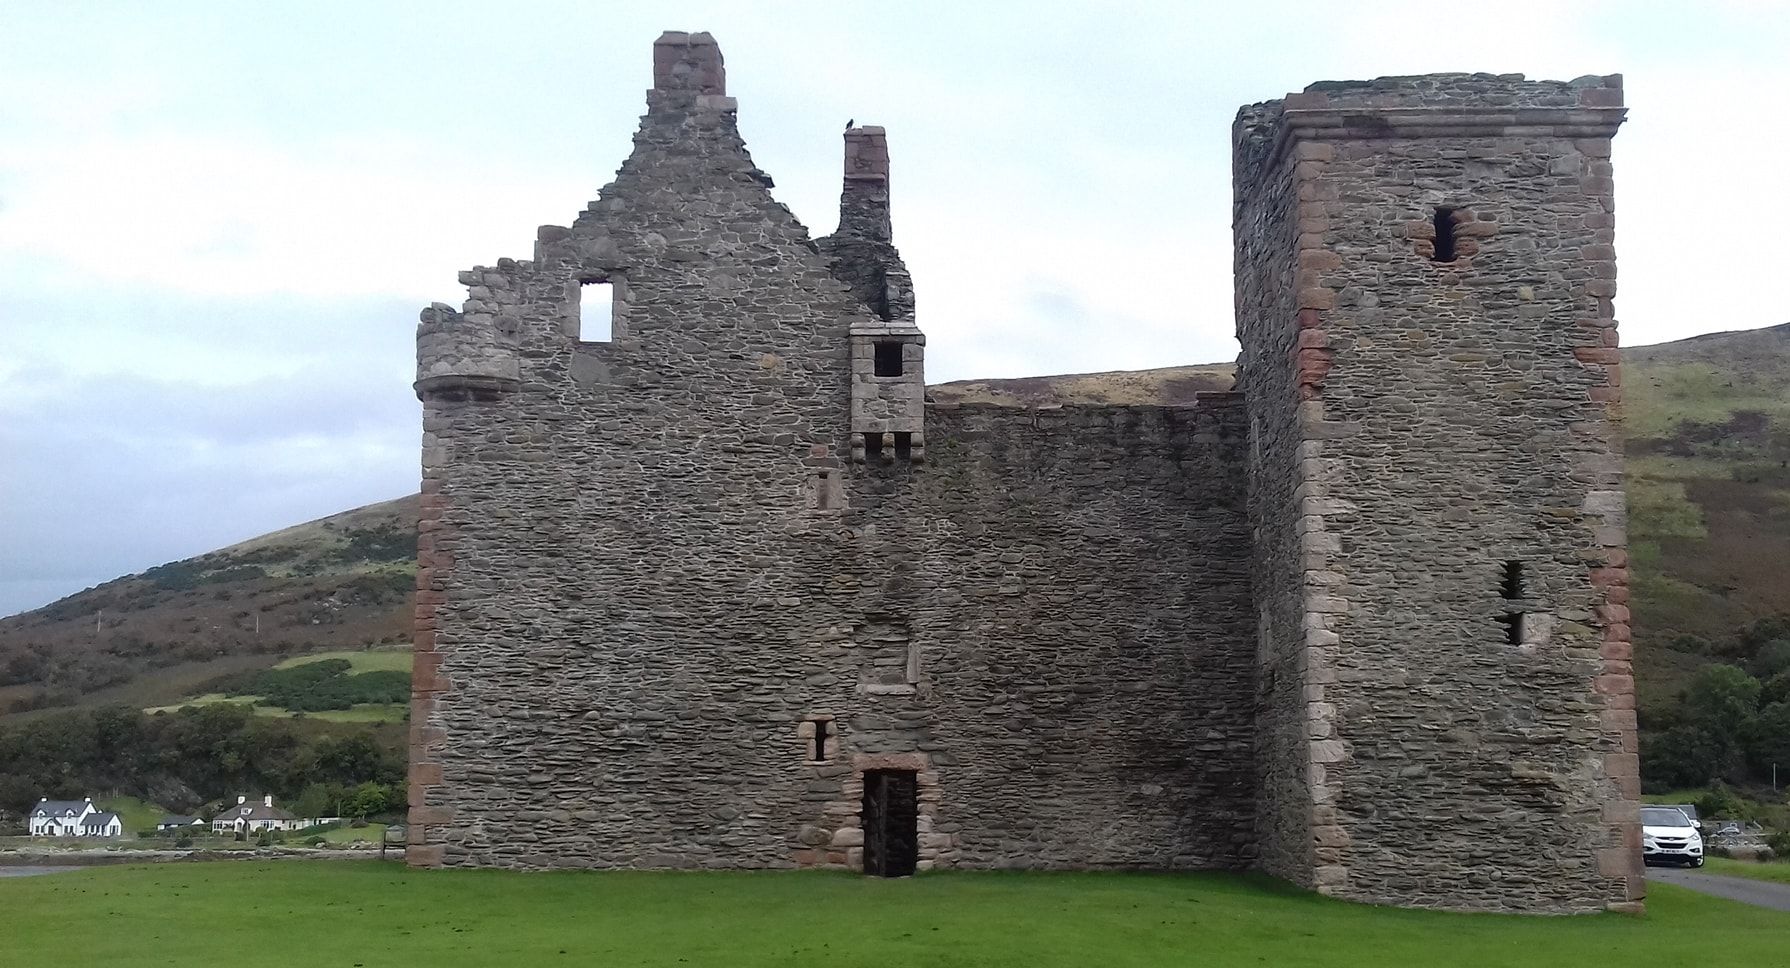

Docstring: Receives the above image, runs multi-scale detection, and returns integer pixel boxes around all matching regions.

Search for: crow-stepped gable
[409,32,1638,914]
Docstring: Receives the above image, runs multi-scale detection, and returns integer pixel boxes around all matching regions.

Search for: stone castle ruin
[409,31,1640,913]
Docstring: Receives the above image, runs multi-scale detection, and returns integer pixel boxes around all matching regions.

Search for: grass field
[2,863,1786,968]
[103,796,170,835]
[1706,857,1790,884]
[141,648,412,723]
[273,648,411,673]
[313,822,388,844]
[145,693,406,723]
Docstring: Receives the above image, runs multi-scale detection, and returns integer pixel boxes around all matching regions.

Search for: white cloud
[2,0,1788,616]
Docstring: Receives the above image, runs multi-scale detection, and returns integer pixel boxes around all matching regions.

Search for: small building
[211,795,299,834]
[28,797,99,837]
[79,811,123,838]
[157,815,206,832]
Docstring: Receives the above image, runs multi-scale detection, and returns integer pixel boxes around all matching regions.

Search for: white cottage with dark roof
[28,797,105,837]
[79,811,123,838]
[211,795,299,834]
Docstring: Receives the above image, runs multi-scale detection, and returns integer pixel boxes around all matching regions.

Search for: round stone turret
[414,300,519,402]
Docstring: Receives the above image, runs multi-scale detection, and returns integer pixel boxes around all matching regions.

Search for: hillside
[0,499,416,717]
[1623,323,1790,707]
[2,325,1786,726]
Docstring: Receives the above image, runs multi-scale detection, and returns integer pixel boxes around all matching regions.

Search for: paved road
[1648,866,1790,911]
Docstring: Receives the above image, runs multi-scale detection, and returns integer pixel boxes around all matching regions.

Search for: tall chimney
[651,31,726,95]
[839,126,892,243]
[237,795,246,805]
[264,795,273,808]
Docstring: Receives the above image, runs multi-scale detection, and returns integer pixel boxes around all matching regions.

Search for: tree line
[1642,616,1790,791]
[0,703,404,822]
[206,658,409,712]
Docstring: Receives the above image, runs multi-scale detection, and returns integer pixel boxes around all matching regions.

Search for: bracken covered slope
[2,324,1785,720]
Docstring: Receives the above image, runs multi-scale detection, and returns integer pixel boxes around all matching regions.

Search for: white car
[1641,806,1704,868]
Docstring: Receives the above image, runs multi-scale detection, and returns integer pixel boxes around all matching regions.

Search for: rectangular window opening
[1498,613,1523,646]
[1431,208,1458,263]
[816,470,834,510]
[874,341,904,377]
[580,280,614,342]
[863,432,885,459]
[893,432,913,461]
[807,718,832,761]
[1500,561,1525,600]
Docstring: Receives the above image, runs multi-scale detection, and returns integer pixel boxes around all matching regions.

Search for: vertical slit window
[1501,561,1525,600]
[1500,561,1525,645]
[1431,208,1458,263]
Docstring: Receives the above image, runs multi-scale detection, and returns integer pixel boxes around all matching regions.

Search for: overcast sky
[2,1,1785,618]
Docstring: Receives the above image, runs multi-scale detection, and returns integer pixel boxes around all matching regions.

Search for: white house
[79,811,123,838]
[28,797,99,837]
[156,815,206,832]
[211,795,300,834]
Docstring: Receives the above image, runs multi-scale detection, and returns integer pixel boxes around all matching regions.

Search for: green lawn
[313,822,388,844]
[274,648,411,673]
[2,863,1786,968]
[144,646,412,722]
[101,796,170,835]
[1707,857,1790,884]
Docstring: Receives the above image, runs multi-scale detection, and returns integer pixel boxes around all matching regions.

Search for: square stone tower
[1233,74,1639,913]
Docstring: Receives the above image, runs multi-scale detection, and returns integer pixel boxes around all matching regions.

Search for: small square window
[874,341,903,377]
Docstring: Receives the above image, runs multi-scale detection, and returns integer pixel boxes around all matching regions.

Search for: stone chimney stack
[237,795,246,805]
[651,30,724,93]
[839,126,892,243]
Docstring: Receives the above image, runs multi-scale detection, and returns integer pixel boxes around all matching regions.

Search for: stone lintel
[851,323,924,340]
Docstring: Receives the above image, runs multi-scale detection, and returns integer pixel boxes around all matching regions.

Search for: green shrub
[214,660,410,712]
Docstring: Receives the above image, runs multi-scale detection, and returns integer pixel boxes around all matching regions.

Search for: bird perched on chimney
[845,118,854,130]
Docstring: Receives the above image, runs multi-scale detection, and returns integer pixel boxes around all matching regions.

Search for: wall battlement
[410,34,1636,916]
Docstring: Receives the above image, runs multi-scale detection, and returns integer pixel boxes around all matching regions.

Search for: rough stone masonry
[409,31,1639,914]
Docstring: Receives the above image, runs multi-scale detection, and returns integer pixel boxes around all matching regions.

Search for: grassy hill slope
[0,498,416,717]
[3,325,1786,729]
[1623,323,1790,707]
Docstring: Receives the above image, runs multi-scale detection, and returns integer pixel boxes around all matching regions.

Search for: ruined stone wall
[410,32,869,867]
[1235,74,1639,913]
[415,36,1638,913]
[828,401,1258,870]
[412,33,1258,873]
[1232,103,1317,889]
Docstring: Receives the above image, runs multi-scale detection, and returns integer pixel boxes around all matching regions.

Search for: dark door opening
[861,769,918,877]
